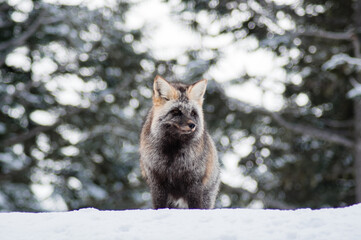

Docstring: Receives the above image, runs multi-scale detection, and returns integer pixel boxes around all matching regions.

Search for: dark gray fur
[139,78,220,209]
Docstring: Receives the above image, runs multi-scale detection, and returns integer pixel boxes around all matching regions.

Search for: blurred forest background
[1,0,361,211]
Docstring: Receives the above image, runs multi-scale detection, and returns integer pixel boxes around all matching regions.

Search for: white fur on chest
[170,196,188,209]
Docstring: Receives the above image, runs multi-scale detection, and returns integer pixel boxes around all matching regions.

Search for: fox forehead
[169,82,190,102]
[171,100,196,113]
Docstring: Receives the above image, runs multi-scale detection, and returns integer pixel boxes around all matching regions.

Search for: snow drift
[1,204,361,240]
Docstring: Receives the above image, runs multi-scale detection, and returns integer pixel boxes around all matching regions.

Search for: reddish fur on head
[152,75,179,106]
[152,75,207,106]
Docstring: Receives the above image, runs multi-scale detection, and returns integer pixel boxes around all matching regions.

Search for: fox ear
[153,75,176,101]
[188,79,207,104]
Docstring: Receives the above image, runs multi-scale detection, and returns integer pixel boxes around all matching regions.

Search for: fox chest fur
[139,76,220,209]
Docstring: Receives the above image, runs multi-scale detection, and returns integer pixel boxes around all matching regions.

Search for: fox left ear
[188,79,207,104]
[153,75,177,101]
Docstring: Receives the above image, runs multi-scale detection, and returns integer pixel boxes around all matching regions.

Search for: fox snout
[173,120,196,134]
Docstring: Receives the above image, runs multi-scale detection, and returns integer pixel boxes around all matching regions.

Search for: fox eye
[191,110,197,117]
[171,109,182,116]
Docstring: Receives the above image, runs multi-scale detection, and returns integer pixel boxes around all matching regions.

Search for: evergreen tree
[0,0,153,211]
[173,0,361,208]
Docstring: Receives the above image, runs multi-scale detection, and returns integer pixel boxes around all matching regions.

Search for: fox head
[150,75,207,141]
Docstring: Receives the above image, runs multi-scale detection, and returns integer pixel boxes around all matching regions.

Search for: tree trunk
[354,98,361,202]
[354,0,361,203]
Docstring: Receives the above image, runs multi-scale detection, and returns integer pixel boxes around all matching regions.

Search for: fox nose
[175,121,196,133]
[187,121,196,132]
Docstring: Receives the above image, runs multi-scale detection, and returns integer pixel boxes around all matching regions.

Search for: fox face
[151,75,207,141]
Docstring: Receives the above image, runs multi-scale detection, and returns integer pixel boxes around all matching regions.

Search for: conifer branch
[233,99,355,148]
[269,112,355,148]
[296,29,354,41]
[0,10,46,51]
[0,88,118,148]
[0,108,80,148]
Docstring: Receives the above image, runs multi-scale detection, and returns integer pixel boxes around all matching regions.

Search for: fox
[139,75,220,209]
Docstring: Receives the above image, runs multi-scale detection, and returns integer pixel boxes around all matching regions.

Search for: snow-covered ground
[1,204,360,240]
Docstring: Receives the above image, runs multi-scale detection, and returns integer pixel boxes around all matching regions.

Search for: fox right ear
[153,75,177,101]
[187,79,207,104]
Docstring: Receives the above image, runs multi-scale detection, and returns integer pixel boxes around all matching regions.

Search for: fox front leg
[186,185,204,209]
[150,184,168,209]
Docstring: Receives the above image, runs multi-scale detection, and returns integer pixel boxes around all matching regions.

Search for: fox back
[139,76,220,209]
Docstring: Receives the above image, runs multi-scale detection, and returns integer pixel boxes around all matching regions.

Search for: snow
[322,53,361,70]
[1,204,361,240]
[347,78,361,99]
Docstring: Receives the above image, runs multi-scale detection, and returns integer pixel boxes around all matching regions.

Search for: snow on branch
[0,11,46,52]
[347,78,361,99]
[0,10,62,67]
[208,80,356,148]
[295,28,361,59]
[322,53,361,70]
[296,29,354,41]
[1,110,74,148]
[0,88,116,148]
[229,98,355,148]
[269,112,355,148]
